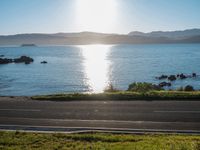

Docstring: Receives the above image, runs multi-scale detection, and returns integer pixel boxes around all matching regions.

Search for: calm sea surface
[0,44,200,96]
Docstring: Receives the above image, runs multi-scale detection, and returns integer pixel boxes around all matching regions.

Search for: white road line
[0,117,145,123]
[0,124,200,134]
[154,111,200,113]
[1,117,200,125]
[0,109,41,112]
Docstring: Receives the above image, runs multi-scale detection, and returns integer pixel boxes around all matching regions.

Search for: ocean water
[0,44,200,96]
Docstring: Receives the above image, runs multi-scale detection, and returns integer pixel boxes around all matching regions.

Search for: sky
[0,0,200,35]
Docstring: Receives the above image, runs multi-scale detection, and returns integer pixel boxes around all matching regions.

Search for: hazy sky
[0,0,200,35]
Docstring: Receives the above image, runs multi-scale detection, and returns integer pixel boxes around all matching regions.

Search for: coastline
[1,91,200,101]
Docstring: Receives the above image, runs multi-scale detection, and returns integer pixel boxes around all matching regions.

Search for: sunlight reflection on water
[79,45,112,93]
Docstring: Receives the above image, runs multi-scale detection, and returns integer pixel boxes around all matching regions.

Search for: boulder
[179,73,187,79]
[168,75,176,81]
[159,82,172,87]
[41,61,47,64]
[156,75,168,80]
[0,58,13,64]
[25,61,31,64]
[14,56,34,64]
[192,73,197,77]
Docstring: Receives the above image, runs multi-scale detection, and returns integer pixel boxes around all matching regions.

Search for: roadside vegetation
[127,82,163,92]
[0,131,200,150]
[32,82,200,101]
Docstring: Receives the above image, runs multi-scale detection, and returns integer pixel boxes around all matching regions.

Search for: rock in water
[0,58,13,64]
[41,61,47,64]
[156,75,168,80]
[168,75,176,81]
[179,74,187,79]
[14,56,34,64]
[159,82,172,87]
[192,73,197,77]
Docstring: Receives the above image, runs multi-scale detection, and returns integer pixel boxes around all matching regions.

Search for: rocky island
[0,56,34,64]
[21,44,37,47]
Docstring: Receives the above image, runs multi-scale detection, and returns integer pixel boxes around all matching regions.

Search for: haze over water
[1,44,200,96]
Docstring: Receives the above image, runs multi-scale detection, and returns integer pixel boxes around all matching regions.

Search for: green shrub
[127,82,162,92]
[184,85,194,91]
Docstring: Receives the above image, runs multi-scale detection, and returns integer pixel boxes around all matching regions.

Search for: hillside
[0,29,200,45]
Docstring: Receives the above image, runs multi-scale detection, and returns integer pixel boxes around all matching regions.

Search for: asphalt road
[0,97,200,133]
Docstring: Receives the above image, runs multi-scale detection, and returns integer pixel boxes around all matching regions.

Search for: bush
[127,82,162,92]
[184,85,194,91]
[104,83,119,92]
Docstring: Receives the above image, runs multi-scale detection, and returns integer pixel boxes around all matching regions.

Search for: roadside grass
[0,131,200,150]
[31,91,200,101]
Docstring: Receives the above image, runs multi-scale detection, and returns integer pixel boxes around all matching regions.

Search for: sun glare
[75,0,118,33]
[79,45,111,92]
[75,0,116,92]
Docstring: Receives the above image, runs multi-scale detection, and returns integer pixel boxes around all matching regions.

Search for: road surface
[0,97,200,134]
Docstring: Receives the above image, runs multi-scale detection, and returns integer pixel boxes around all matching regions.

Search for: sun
[75,0,118,33]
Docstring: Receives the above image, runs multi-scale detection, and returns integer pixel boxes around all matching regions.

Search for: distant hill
[128,29,200,39]
[0,29,200,45]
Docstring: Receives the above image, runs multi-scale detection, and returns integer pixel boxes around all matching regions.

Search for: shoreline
[0,43,200,48]
[31,91,200,101]
[1,91,200,101]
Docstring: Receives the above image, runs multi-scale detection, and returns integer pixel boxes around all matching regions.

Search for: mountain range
[0,29,200,45]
